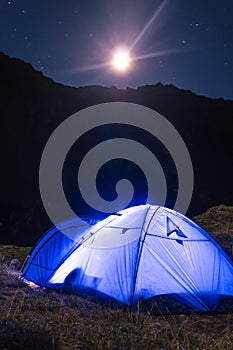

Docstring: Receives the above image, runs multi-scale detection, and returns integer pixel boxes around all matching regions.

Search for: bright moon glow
[74,1,179,74]
[112,51,130,71]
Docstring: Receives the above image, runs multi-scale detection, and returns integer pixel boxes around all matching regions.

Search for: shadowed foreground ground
[0,205,233,349]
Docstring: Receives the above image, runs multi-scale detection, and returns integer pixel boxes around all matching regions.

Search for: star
[0,0,232,99]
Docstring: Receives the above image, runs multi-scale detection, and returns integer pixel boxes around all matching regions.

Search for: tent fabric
[22,205,233,312]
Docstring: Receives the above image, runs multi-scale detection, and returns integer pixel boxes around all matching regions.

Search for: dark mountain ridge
[0,51,233,245]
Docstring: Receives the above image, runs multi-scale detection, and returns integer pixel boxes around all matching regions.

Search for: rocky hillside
[0,52,233,245]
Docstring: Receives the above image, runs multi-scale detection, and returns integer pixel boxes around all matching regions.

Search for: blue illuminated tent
[22,205,233,312]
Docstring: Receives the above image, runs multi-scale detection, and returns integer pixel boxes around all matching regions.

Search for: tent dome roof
[22,205,233,312]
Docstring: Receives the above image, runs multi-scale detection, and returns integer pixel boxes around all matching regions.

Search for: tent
[22,204,233,312]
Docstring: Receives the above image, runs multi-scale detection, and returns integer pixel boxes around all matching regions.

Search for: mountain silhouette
[0,51,232,245]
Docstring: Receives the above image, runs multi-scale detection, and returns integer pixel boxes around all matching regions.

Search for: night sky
[0,0,232,100]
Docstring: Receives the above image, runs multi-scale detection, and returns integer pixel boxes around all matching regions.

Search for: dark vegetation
[0,205,233,349]
[194,204,233,258]
[0,52,233,246]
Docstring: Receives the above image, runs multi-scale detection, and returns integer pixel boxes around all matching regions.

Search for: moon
[112,50,130,72]
[74,1,176,75]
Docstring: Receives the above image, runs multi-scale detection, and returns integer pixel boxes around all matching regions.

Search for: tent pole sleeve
[130,206,160,307]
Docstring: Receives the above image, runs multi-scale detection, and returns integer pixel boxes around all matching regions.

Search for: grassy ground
[0,205,233,349]
[193,204,233,258]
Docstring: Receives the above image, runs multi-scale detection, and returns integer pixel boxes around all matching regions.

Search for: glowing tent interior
[21,205,233,312]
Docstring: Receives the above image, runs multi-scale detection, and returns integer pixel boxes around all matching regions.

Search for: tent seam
[130,205,160,306]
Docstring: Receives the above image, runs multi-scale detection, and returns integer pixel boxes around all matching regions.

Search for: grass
[193,204,233,258]
[0,205,233,349]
